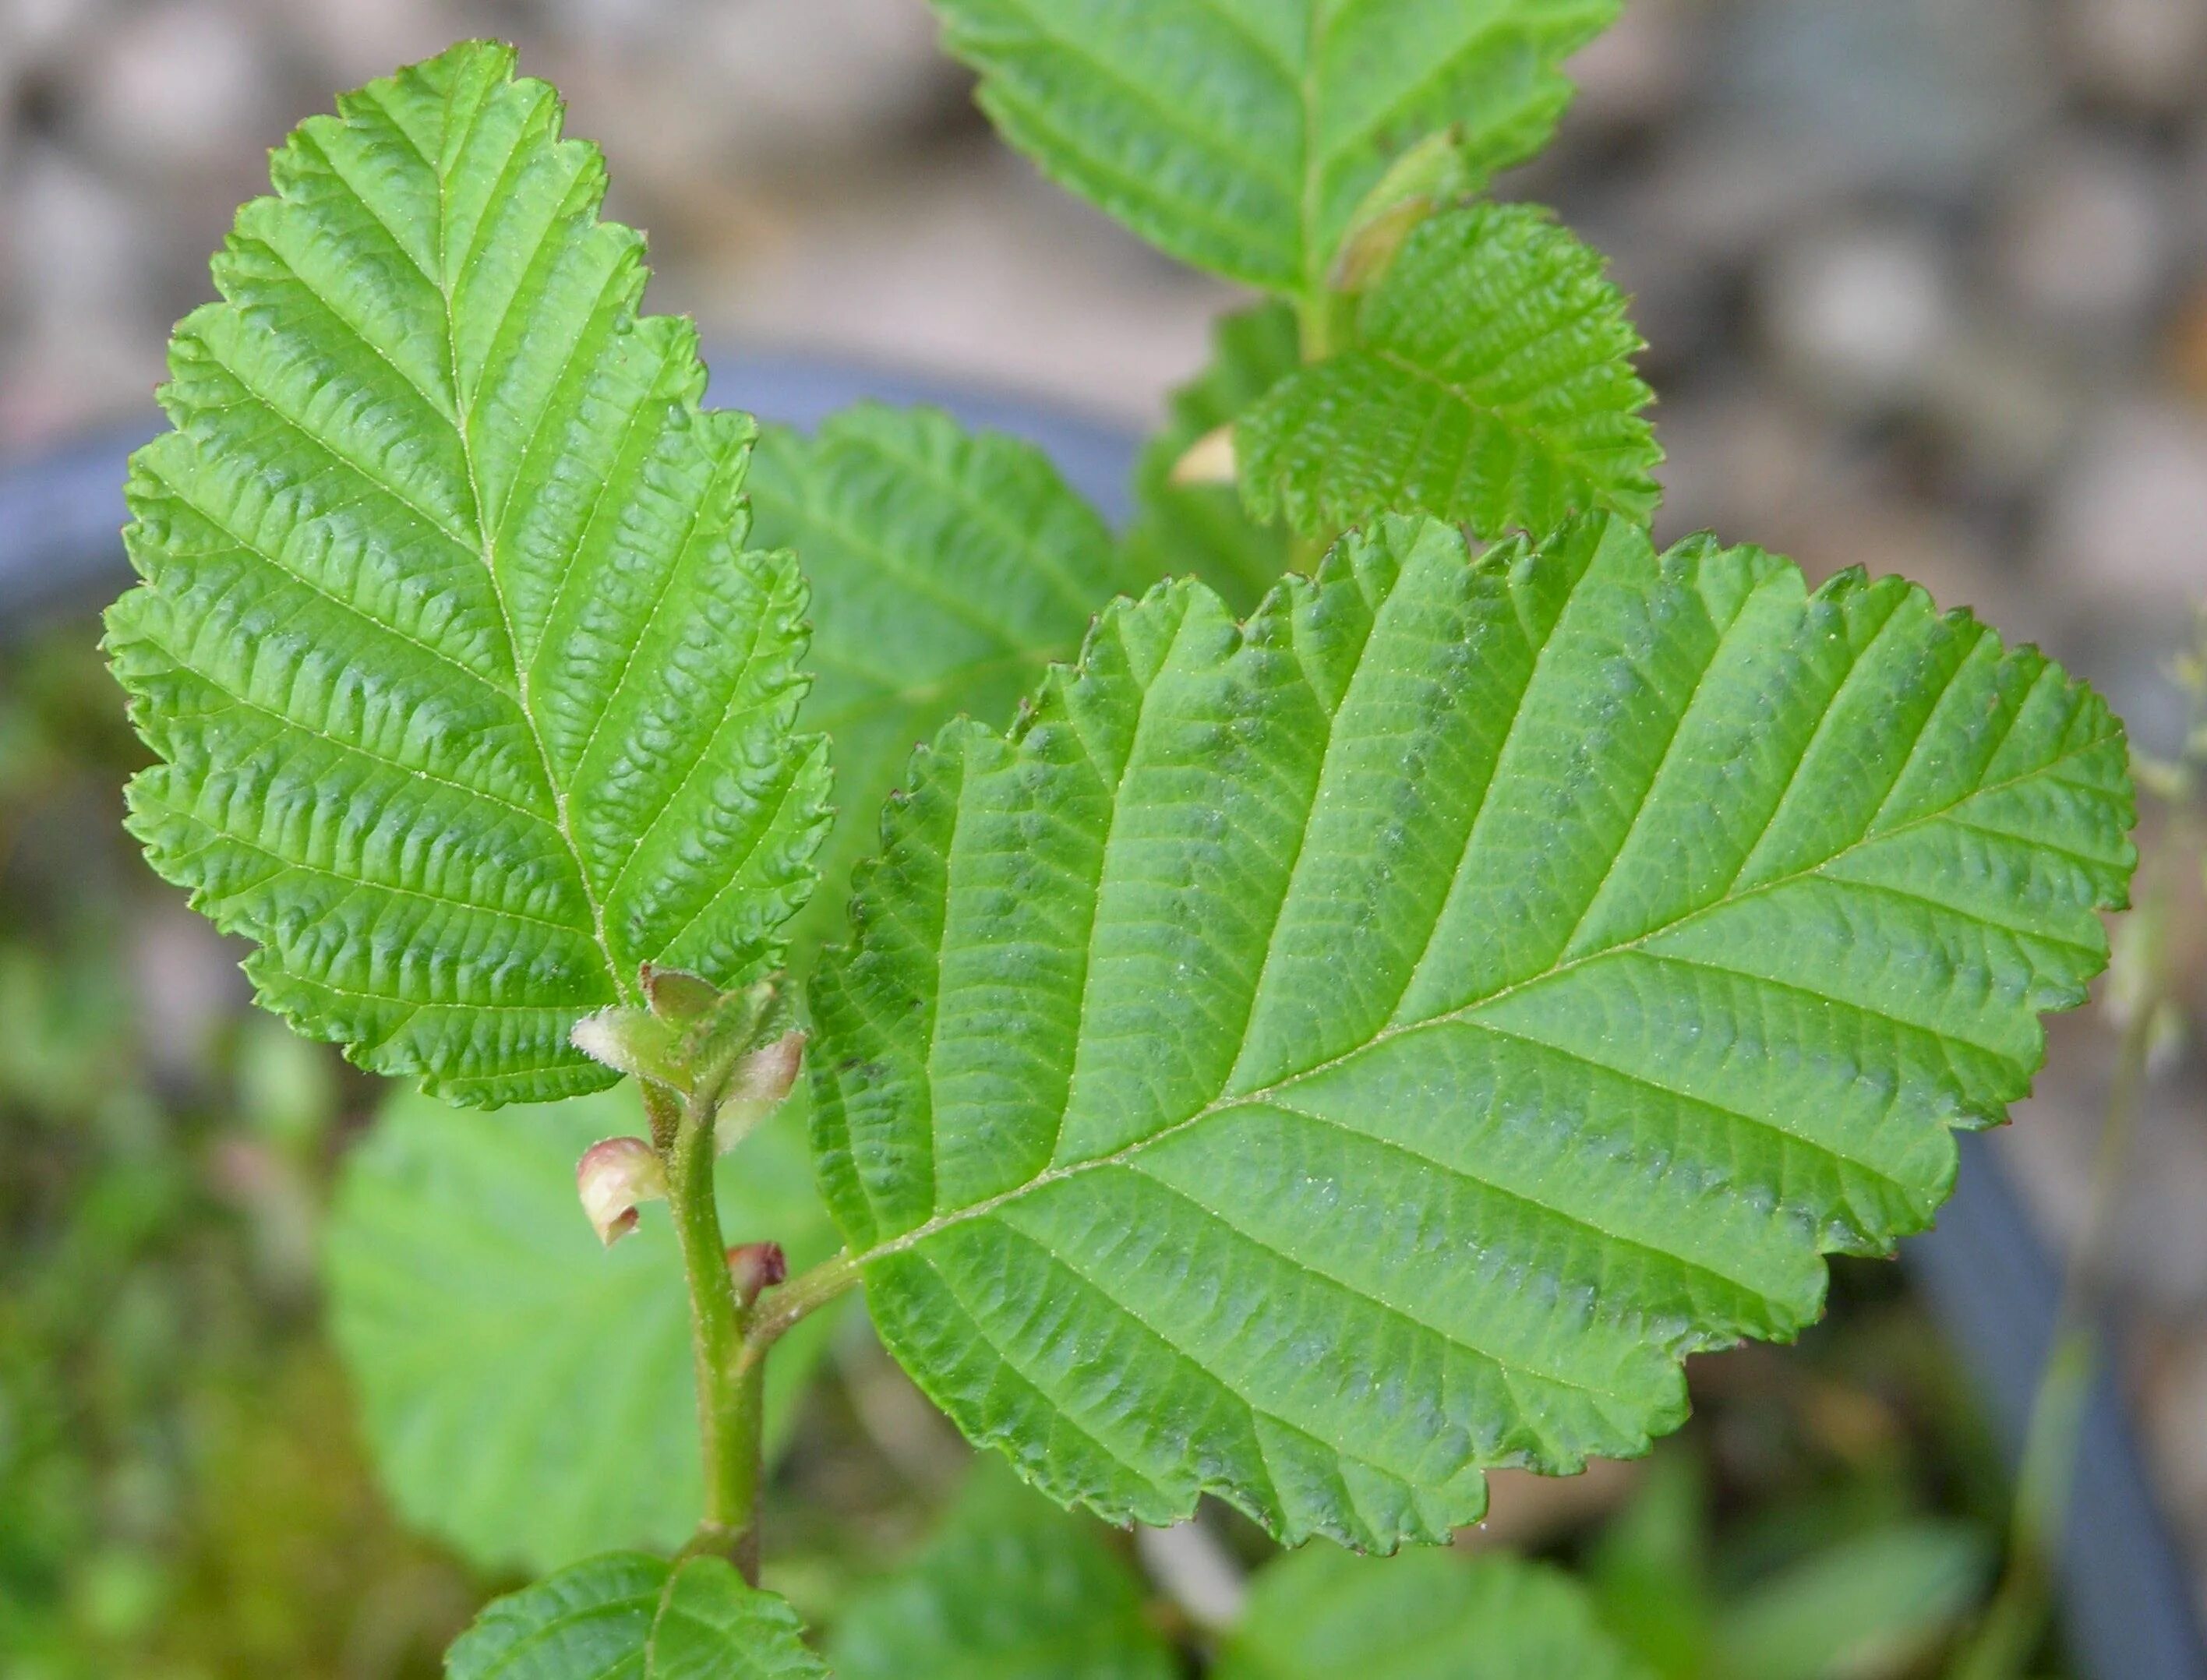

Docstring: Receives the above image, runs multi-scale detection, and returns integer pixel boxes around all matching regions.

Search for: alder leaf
[105,40,830,1106]
[327,1084,845,1576]
[445,1552,826,1680]
[1238,203,1661,542]
[830,1463,1176,1680]
[747,405,1146,955]
[809,511,2132,1551]
[1122,301,1300,615]
[1216,1545,1651,1680]
[929,0,1621,293]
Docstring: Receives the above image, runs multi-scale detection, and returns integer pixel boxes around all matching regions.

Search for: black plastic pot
[3,351,2199,1680]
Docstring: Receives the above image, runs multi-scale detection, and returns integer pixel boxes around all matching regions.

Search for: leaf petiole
[739,1251,863,1373]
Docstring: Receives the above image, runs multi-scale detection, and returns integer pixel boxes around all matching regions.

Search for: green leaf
[1714,1522,1990,1680]
[105,40,830,1106]
[327,1083,845,1576]
[1216,1544,1651,1680]
[1123,302,1300,615]
[808,511,2131,1550]
[930,0,1621,294]
[830,1463,1176,1680]
[446,1552,827,1679]
[747,405,1146,957]
[1238,203,1661,542]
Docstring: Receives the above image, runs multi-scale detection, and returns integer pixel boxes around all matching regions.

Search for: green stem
[1288,285,1351,574]
[1294,288,1341,362]
[652,1082,766,1581]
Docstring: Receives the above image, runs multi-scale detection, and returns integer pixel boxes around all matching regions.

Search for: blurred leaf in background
[829,1461,1174,1680]
[324,1085,847,1579]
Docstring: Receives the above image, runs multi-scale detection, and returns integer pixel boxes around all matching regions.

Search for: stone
[1758,217,1956,415]
[1988,137,2175,346]
[1560,0,1695,132]
[62,2,277,182]
[0,144,161,443]
[2053,0,2207,116]
[2039,399,2207,606]
[1920,323,2081,502]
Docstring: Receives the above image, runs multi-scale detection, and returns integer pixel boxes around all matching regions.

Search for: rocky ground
[2,0,2204,1625]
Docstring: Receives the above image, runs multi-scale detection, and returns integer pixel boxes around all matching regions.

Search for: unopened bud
[576,1136,666,1247]
[716,1029,805,1149]
[725,1240,787,1308]
[1326,124,1477,294]
[571,1007,684,1085]
[639,962,722,1023]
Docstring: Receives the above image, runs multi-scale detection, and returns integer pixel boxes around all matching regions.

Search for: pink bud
[725,1241,787,1308]
[575,1136,667,1248]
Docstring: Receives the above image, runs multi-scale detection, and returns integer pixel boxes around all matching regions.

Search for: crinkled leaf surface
[809,511,2131,1550]
[1216,1545,1649,1680]
[107,40,829,1106]
[747,405,1146,956]
[831,1463,1175,1680]
[1123,301,1299,616]
[327,1085,843,1576]
[446,1552,825,1680]
[930,0,1619,292]
[1238,203,1660,542]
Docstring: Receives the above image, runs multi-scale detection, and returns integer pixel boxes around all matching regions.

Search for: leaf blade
[808,511,2131,1549]
[830,1463,1178,1680]
[930,0,1621,292]
[107,41,829,1105]
[1122,301,1301,615]
[747,404,1146,958]
[1216,1545,1651,1680]
[1238,203,1661,540]
[327,1085,844,1576]
[444,1553,826,1680]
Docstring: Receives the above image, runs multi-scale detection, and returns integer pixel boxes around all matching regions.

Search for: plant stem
[652,1081,766,1581]
[1288,285,1352,575]
[1294,286,1344,362]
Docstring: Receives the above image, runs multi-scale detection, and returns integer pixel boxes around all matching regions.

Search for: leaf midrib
[1366,331,1629,478]
[839,729,2115,1272]
[414,74,629,1006]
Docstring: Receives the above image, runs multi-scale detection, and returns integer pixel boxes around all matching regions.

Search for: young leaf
[105,40,830,1106]
[446,1552,826,1679]
[1122,302,1300,615]
[831,1462,1176,1680]
[809,512,2131,1551]
[747,406,1146,955]
[1238,203,1661,542]
[1215,1545,1650,1680]
[929,0,1621,294]
[327,1085,845,1576]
